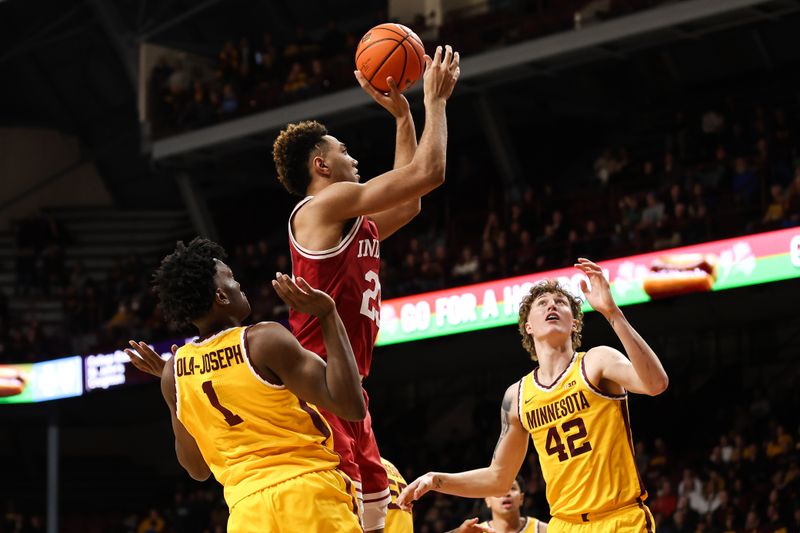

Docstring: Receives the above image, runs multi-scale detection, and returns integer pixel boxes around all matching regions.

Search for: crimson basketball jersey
[288,196,381,377]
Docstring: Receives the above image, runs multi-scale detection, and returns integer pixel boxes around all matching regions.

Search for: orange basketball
[355,23,425,93]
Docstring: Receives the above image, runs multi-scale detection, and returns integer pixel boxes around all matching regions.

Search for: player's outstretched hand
[451,518,496,533]
[125,341,176,377]
[574,258,618,317]
[272,272,336,318]
[423,44,460,102]
[397,472,439,511]
[354,71,410,119]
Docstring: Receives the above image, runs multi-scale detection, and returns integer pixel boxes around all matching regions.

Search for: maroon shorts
[316,388,390,515]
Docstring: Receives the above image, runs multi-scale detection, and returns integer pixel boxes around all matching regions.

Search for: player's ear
[312,155,330,176]
[215,287,230,305]
[525,321,534,335]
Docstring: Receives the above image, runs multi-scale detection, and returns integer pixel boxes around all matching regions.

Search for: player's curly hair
[152,237,227,330]
[517,280,583,361]
[272,120,328,196]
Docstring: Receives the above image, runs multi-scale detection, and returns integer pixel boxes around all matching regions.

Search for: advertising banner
[0,356,83,404]
[377,228,800,346]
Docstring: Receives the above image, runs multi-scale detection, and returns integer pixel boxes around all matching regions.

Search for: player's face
[214,260,251,321]
[321,135,360,183]
[485,480,523,517]
[526,291,575,343]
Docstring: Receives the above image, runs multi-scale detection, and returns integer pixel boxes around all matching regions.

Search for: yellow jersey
[518,351,646,522]
[382,457,414,532]
[174,326,340,508]
[478,517,541,532]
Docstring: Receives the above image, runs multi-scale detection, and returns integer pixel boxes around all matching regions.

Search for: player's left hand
[397,472,438,511]
[354,70,410,119]
[574,258,618,317]
[272,272,336,318]
[125,341,176,377]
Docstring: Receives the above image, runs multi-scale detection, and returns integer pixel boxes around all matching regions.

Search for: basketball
[355,23,426,93]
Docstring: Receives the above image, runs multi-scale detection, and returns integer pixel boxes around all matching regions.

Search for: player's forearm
[318,312,366,420]
[427,467,511,498]
[604,308,669,395]
[394,113,417,169]
[391,114,422,216]
[408,99,447,189]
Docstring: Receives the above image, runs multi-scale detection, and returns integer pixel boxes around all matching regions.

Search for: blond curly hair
[517,280,584,361]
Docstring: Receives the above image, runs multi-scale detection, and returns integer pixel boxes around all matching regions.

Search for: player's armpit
[369,201,421,241]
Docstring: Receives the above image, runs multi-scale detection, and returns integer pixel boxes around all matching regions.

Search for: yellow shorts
[384,506,414,533]
[548,502,655,533]
[228,469,361,533]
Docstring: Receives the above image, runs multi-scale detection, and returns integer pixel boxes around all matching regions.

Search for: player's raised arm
[246,274,366,421]
[355,71,422,239]
[160,357,211,481]
[397,382,528,509]
[575,258,669,396]
[309,45,460,222]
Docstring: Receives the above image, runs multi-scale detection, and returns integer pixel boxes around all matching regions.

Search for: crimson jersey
[288,197,381,377]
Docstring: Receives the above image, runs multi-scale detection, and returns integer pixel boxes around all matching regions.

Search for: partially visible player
[126,238,364,532]
[382,457,414,533]
[273,44,460,531]
[449,476,547,533]
[399,258,669,532]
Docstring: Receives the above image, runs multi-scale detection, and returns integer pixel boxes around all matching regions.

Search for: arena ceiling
[1,0,799,206]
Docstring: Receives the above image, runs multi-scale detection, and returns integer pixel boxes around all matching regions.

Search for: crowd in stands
[148,0,670,137]
[1,91,799,364]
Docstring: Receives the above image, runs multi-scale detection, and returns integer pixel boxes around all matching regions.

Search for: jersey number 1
[545,418,592,462]
[360,270,381,326]
[202,380,243,426]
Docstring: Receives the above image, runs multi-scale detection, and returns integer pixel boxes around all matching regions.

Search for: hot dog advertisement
[0,357,82,404]
[377,227,800,346]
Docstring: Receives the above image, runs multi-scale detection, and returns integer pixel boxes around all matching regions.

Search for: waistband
[554,498,646,524]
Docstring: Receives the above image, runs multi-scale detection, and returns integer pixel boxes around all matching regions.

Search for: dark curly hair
[153,238,227,330]
[517,280,583,361]
[272,120,328,196]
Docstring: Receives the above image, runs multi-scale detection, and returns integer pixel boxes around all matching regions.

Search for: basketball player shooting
[398,258,669,532]
[272,44,460,532]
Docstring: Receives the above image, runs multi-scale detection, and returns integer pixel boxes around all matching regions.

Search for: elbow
[182,461,211,481]
[420,160,445,188]
[647,375,669,396]
[342,399,367,422]
[332,393,367,422]
[428,165,446,187]
[188,468,211,482]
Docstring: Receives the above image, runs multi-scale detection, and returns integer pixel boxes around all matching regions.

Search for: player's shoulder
[305,182,362,209]
[583,345,624,365]
[246,321,291,342]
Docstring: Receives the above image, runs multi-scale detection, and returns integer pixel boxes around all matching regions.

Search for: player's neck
[194,317,241,338]
[490,513,525,533]
[306,177,332,197]
[535,341,574,382]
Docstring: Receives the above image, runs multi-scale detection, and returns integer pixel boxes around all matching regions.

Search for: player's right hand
[125,341,176,378]
[272,273,336,318]
[452,518,496,533]
[423,45,460,102]
[397,472,439,511]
